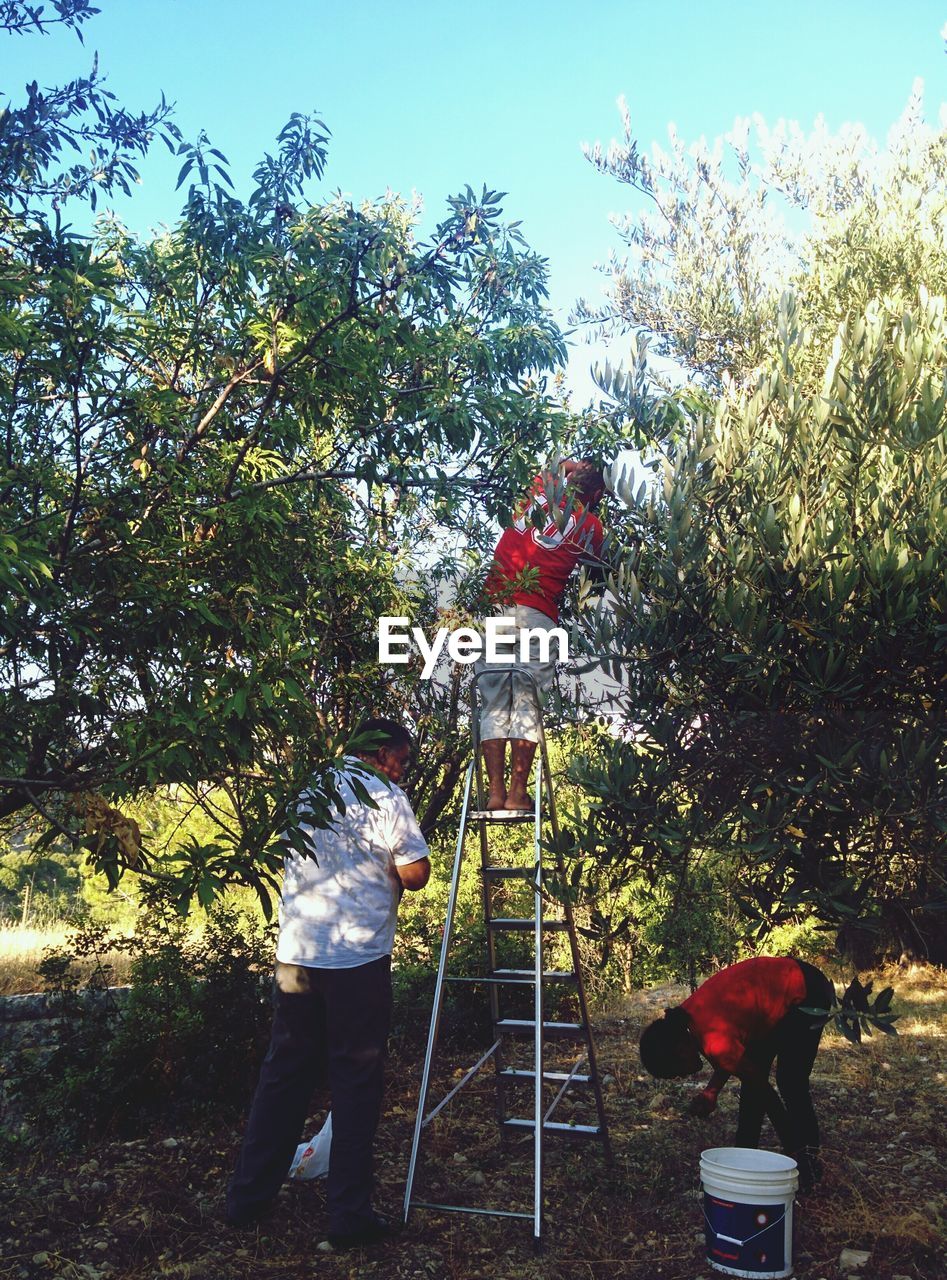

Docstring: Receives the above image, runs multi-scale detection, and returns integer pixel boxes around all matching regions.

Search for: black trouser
[733,960,834,1184]
[226,955,393,1233]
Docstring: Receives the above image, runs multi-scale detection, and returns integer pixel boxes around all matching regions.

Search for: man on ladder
[475,458,607,812]
[402,458,612,1248]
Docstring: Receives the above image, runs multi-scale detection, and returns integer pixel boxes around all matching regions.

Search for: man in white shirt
[226,719,431,1248]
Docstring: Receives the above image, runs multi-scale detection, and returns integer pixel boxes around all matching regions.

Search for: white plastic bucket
[700,1147,798,1279]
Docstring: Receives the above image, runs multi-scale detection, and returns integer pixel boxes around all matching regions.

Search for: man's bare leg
[481,738,507,810]
[505,739,537,810]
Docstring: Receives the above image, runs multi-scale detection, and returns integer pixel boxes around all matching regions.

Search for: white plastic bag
[288,1112,332,1180]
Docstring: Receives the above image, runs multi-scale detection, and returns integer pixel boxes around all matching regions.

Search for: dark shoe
[327,1211,401,1250]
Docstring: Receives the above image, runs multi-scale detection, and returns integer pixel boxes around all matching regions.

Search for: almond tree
[0,3,566,912]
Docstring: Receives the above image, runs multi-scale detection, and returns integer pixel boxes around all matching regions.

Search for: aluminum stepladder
[402,669,613,1249]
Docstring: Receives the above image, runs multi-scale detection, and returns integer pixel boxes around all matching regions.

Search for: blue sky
[5,0,947,399]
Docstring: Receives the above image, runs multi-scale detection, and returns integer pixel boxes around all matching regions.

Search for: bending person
[639,955,835,1189]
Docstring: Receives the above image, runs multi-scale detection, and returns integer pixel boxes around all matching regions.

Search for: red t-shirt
[681,957,807,1078]
[485,475,604,622]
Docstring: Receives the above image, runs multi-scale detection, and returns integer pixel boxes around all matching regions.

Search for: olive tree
[564,92,947,965]
[577,85,947,392]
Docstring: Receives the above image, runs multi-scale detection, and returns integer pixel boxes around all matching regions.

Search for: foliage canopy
[1,3,569,913]
[568,90,947,964]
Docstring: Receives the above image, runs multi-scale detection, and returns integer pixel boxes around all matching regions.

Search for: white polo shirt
[276,757,430,969]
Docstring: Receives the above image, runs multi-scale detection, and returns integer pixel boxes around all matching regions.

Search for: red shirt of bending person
[639,956,835,1190]
[476,459,606,812]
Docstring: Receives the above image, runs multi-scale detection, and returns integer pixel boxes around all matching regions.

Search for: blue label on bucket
[703,1193,786,1274]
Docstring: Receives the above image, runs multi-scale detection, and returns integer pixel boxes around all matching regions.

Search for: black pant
[734,960,834,1184]
[226,955,393,1233]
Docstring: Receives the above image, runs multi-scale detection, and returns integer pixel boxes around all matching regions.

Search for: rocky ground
[1,964,944,1280]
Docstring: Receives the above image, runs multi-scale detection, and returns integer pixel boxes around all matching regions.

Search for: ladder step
[488,918,569,931]
[492,968,577,984]
[481,865,537,879]
[495,1018,586,1037]
[445,970,575,987]
[502,1119,603,1138]
[498,1068,591,1085]
[468,809,535,823]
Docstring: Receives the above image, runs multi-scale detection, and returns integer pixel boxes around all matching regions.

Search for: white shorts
[473,605,560,744]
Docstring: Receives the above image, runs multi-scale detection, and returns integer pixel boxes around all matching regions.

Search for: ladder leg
[537,727,614,1167]
[480,802,508,1126]
[473,707,509,1127]
[532,757,544,1247]
[403,761,475,1224]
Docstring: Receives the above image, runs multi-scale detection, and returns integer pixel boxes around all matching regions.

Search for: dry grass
[0,924,135,996]
[1,963,945,1279]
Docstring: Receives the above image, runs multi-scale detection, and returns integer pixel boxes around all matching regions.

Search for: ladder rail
[534,717,614,1166]
[531,750,544,1243]
[402,760,475,1225]
[472,676,509,1124]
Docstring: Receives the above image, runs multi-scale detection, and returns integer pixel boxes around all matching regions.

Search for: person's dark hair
[574,457,607,501]
[639,1006,692,1079]
[349,717,412,757]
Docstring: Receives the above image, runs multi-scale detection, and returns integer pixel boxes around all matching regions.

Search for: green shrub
[5,892,274,1144]
[393,821,554,1042]
[393,835,494,1044]
[757,917,833,965]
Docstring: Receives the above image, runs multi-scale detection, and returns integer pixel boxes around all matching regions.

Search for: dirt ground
[1,964,944,1280]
